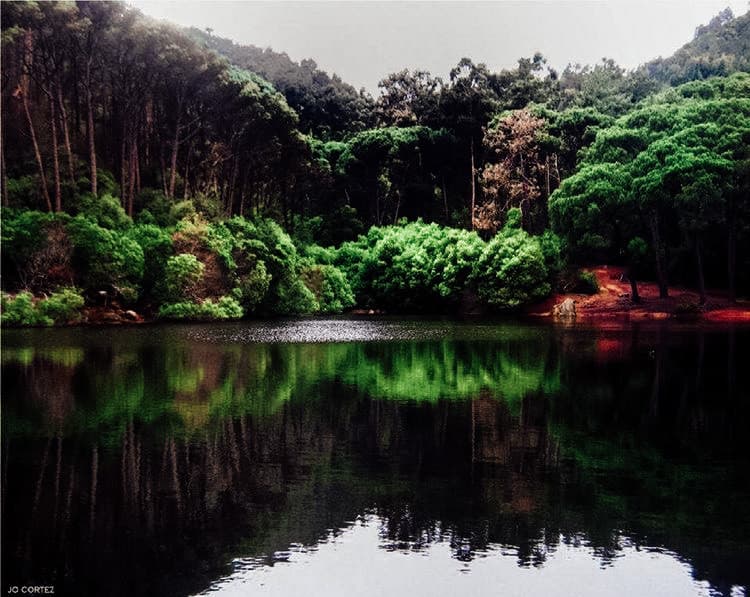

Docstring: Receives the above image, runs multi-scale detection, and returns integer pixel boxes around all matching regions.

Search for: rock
[552,298,577,320]
[123,310,139,321]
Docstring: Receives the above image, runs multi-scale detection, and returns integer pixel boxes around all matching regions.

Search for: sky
[130,0,750,94]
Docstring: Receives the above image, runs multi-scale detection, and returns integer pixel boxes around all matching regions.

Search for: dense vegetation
[2,1,749,324]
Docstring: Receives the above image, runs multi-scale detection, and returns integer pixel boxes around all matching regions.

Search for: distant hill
[187,28,374,139]
[642,8,750,85]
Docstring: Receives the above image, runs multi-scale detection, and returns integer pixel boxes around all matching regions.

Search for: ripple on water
[184,318,477,344]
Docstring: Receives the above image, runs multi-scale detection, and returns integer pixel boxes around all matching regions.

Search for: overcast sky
[130,1,750,94]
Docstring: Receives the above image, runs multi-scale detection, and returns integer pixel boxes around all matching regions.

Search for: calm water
[2,318,749,597]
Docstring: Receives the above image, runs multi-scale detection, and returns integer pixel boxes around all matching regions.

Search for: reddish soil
[527,266,750,323]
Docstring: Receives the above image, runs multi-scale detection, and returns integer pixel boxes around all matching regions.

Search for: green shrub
[1,209,56,267]
[127,224,174,296]
[1,292,51,326]
[335,220,484,311]
[135,189,173,227]
[5,176,39,208]
[275,275,319,315]
[301,264,355,314]
[300,243,336,265]
[164,254,205,302]
[576,270,600,294]
[169,200,197,224]
[538,230,566,281]
[158,296,243,320]
[73,193,132,230]
[224,217,314,315]
[66,215,144,294]
[472,226,551,310]
[37,287,85,323]
[2,287,85,327]
[235,260,271,313]
[1,209,72,290]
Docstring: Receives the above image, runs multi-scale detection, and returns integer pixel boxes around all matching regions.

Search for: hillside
[642,8,750,85]
[187,27,375,138]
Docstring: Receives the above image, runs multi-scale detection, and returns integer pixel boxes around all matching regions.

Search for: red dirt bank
[528,266,750,323]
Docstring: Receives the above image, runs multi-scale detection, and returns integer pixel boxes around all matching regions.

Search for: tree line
[2,1,749,322]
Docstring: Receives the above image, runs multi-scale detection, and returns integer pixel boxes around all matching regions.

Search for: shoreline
[3,265,750,328]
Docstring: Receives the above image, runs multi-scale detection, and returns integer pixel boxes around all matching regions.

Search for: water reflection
[2,321,749,596]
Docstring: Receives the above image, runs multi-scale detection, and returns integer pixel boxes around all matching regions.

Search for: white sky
[130,0,750,94]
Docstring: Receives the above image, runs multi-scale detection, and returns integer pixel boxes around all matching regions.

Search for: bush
[158,296,243,321]
[538,230,566,282]
[135,189,173,227]
[1,287,84,327]
[335,220,484,311]
[301,264,355,314]
[472,226,551,310]
[127,224,174,297]
[164,254,205,302]
[1,292,51,326]
[37,287,85,323]
[275,275,319,315]
[67,215,144,295]
[5,176,39,208]
[235,260,271,313]
[73,193,132,230]
[1,210,73,292]
[576,270,600,294]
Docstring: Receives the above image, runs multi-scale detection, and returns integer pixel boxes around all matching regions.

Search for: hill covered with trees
[1,1,749,325]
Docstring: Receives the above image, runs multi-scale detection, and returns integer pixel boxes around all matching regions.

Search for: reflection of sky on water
[199,516,727,597]
[3,321,749,597]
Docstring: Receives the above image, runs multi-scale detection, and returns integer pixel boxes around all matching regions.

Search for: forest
[2,1,749,324]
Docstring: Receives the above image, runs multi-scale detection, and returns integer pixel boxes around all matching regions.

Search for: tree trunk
[727,223,736,302]
[627,265,640,304]
[85,59,97,196]
[120,130,127,207]
[128,138,136,217]
[1,125,8,206]
[442,176,449,221]
[648,211,668,298]
[159,149,168,197]
[168,114,181,200]
[20,81,52,211]
[135,144,141,196]
[470,138,476,230]
[49,94,62,211]
[694,235,706,306]
[57,83,75,184]
[182,146,191,201]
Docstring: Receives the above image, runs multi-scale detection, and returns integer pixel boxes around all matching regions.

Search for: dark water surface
[2,318,749,596]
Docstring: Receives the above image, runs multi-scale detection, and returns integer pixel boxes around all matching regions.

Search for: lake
[2,318,749,596]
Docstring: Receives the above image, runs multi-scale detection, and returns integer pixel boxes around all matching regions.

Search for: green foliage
[5,176,39,208]
[164,254,205,302]
[538,230,566,282]
[135,190,173,227]
[158,296,243,321]
[127,224,174,296]
[275,276,319,315]
[550,76,750,295]
[337,220,485,311]
[300,265,356,314]
[575,271,600,295]
[73,193,132,230]
[1,209,56,262]
[473,224,551,310]
[1,292,51,326]
[66,216,144,294]
[235,260,271,313]
[1,287,84,327]
[37,287,85,323]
